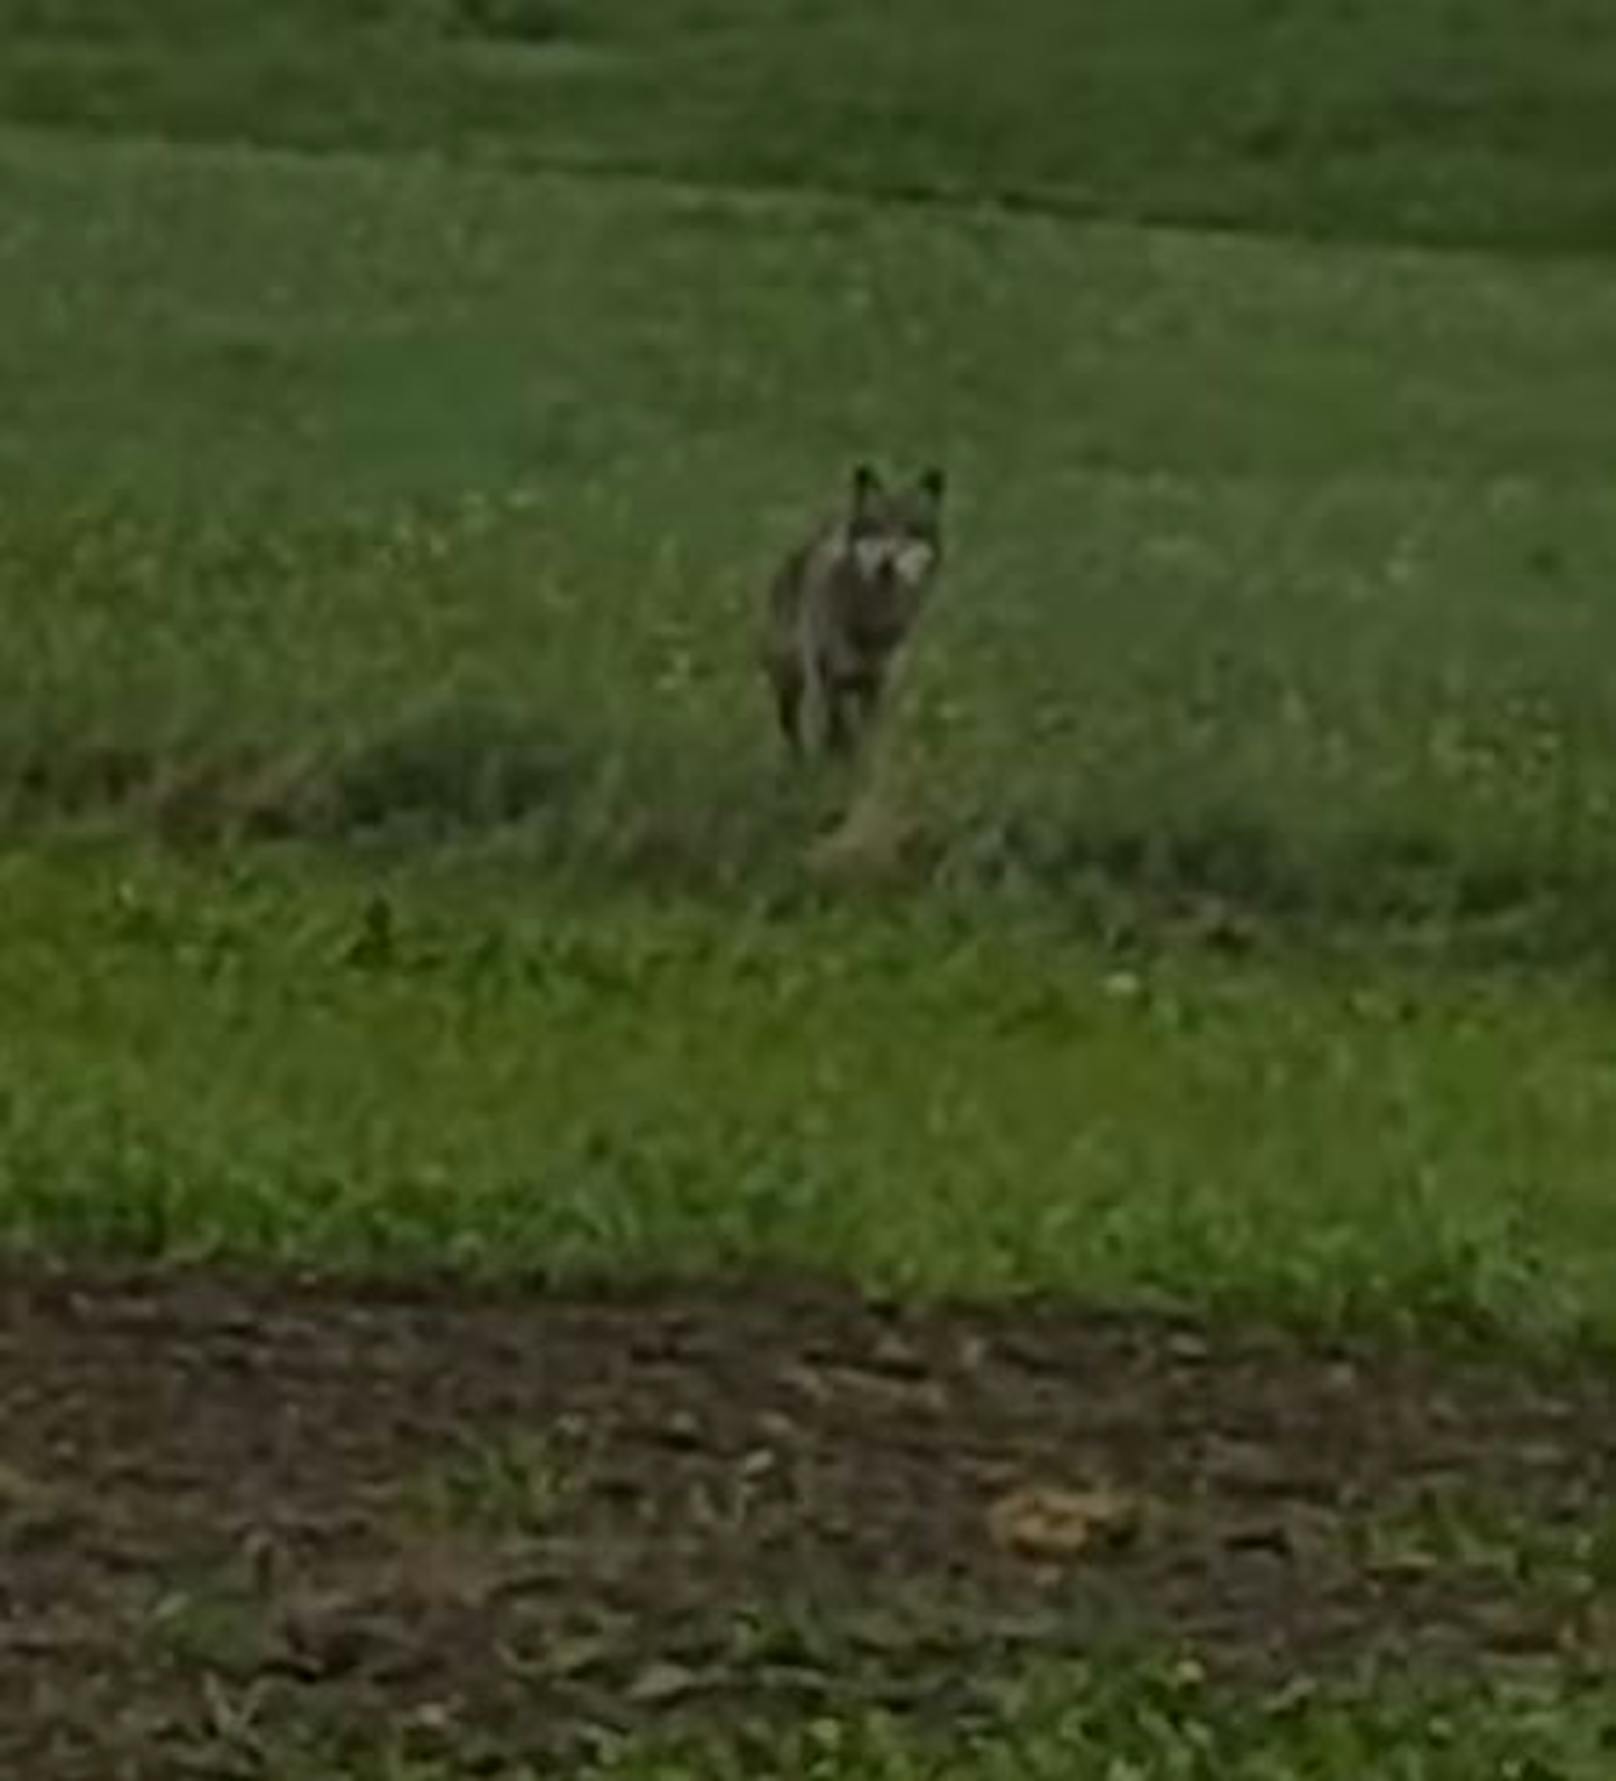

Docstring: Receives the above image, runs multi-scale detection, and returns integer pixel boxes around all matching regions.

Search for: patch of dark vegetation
[952,805,1611,969]
[443,0,579,46]
[0,708,578,846]
[2,1265,1615,1774]
[321,706,577,841]
[1,723,1613,970]
[6,0,1616,256]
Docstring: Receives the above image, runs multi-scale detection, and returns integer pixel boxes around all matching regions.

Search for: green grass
[4,0,1616,256]
[157,1661,1616,1778]
[2,131,1616,952]
[3,844,1614,1347]
[577,1668,1616,1780]
[0,19,1614,1340]
[0,0,1613,1330]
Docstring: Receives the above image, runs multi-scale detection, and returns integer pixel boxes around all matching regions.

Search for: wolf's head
[844,463,946,594]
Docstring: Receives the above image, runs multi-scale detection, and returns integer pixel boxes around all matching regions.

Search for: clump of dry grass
[803,744,937,888]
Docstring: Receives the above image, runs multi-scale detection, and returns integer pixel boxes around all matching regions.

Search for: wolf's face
[845,464,945,596]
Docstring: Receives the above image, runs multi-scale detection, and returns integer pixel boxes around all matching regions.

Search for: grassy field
[10,844,1616,1345]
[7,0,1616,255]
[5,0,1616,1771]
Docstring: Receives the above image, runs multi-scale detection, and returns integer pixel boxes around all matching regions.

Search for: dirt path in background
[4,1268,1615,1776]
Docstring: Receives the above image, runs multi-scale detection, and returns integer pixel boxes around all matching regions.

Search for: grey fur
[761,463,947,759]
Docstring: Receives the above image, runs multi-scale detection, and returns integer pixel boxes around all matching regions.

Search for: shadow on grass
[0,705,578,845]
[982,810,1550,922]
[444,0,582,45]
[955,803,1610,966]
[0,711,1610,967]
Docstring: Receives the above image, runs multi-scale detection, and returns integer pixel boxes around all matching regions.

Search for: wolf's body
[761,464,946,759]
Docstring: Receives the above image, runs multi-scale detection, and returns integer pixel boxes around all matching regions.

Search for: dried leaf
[988,1484,1142,1559]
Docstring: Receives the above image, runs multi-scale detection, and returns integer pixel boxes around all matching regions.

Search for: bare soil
[4,1267,1616,1776]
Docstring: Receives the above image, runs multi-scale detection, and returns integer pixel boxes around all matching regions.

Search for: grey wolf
[761,463,947,760]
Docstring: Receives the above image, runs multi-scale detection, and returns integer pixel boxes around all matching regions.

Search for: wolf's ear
[850,462,883,514]
[916,466,946,506]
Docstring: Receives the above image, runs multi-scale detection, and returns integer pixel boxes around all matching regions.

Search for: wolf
[761,463,947,760]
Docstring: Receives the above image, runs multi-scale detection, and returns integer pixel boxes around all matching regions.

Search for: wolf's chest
[847,607,907,653]
[841,580,914,653]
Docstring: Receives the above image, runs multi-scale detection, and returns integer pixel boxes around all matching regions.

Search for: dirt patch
[3,1268,1616,1775]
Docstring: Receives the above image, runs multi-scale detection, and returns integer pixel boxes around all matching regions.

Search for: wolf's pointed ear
[850,462,882,514]
[917,467,946,506]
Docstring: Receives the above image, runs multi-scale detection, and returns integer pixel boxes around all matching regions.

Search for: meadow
[5,0,1616,1772]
